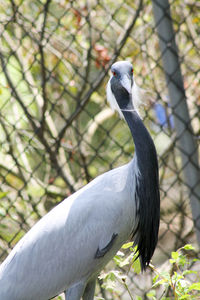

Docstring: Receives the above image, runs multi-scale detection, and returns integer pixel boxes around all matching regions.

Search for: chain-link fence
[0,0,199,299]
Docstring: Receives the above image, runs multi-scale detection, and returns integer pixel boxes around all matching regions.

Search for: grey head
[107,61,137,116]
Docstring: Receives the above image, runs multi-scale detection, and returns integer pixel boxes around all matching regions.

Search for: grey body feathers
[0,161,137,300]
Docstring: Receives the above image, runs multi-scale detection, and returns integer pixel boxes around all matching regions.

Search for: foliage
[99,242,140,298]
[100,243,200,299]
[149,244,200,300]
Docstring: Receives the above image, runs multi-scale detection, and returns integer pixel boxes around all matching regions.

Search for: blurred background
[0,0,199,299]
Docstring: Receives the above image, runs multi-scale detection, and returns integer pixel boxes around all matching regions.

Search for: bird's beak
[120,75,132,94]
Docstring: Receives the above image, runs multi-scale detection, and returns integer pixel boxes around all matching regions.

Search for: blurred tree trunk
[152,0,200,246]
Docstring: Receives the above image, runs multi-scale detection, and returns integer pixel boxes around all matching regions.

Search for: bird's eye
[112,71,117,76]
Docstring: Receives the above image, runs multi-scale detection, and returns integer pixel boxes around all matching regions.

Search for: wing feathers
[95,233,118,258]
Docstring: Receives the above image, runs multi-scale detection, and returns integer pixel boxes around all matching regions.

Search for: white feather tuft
[132,81,143,117]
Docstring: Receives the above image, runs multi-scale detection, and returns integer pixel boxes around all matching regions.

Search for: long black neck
[122,104,160,270]
[123,110,155,163]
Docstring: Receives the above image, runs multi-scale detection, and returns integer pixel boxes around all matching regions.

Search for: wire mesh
[0,0,199,299]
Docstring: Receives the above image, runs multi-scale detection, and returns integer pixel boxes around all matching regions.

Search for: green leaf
[192,258,200,262]
[147,289,156,299]
[99,271,116,281]
[132,258,141,274]
[182,270,197,276]
[188,282,200,291]
[121,253,134,267]
[122,242,133,249]
[114,252,134,267]
[171,251,179,260]
[108,271,117,281]
[169,258,176,264]
[182,244,195,251]
[178,254,187,267]
[98,272,109,280]
[113,255,123,266]
[153,274,159,284]
[102,279,116,292]
[172,271,184,281]
[152,278,168,287]
[0,191,9,199]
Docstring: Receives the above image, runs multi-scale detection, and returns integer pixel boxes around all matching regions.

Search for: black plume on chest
[123,110,160,271]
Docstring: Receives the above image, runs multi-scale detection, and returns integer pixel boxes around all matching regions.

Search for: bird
[0,61,160,300]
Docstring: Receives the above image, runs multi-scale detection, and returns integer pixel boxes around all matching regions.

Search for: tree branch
[39,0,51,131]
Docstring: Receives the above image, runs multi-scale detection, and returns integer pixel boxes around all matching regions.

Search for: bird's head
[107,61,141,118]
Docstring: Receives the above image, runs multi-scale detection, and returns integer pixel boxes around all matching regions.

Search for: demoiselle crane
[0,61,160,300]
